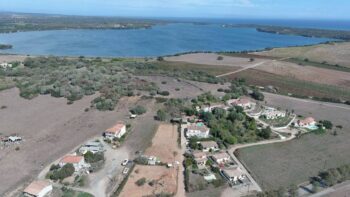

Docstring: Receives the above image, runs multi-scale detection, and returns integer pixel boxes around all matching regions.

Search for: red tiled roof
[60,155,83,164]
[300,117,315,125]
[106,123,125,134]
[24,180,51,196]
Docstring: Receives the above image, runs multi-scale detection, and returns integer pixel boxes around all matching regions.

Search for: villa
[212,152,231,165]
[59,155,89,172]
[227,97,254,110]
[221,166,245,183]
[200,141,219,152]
[193,151,208,168]
[261,107,286,119]
[103,122,126,139]
[297,117,317,129]
[23,180,52,197]
[186,123,210,138]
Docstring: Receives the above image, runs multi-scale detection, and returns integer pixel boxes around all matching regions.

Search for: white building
[59,155,89,172]
[103,122,126,139]
[261,107,286,119]
[186,123,210,138]
[192,151,208,168]
[297,117,317,127]
[200,141,219,152]
[23,180,52,197]
[0,62,12,69]
[227,98,254,110]
[212,152,231,164]
[221,166,245,183]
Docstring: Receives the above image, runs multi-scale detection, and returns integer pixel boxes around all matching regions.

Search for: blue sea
[0,19,347,57]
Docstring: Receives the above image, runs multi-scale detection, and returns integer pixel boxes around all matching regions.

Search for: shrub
[49,163,75,180]
[130,105,147,115]
[84,151,104,163]
[157,90,170,96]
[156,109,167,121]
[135,177,146,186]
[217,56,224,61]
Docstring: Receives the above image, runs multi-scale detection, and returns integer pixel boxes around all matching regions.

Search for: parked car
[123,167,129,174]
[122,159,129,166]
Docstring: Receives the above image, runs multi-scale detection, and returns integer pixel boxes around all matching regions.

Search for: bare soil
[0,88,138,196]
[138,75,230,98]
[145,124,180,164]
[120,124,181,197]
[255,61,350,88]
[165,53,265,67]
[120,165,178,197]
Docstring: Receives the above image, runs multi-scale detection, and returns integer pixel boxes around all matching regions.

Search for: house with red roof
[59,155,89,172]
[297,117,317,128]
[23,180,52,197]
[103,122,126,139]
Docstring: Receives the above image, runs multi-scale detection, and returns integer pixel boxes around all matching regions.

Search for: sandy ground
[121,124,181,197]
[165,53,265,67]
[120,165,178,197]
[0,54,27,63]
[138,76,229,98]
[256,42,350,68]
[145,124,180,164]
[255,60,350,88]
[0,88,138,196]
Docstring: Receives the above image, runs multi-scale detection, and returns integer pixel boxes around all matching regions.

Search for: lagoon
[0,23,332,57]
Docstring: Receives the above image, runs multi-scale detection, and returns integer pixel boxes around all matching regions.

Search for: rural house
[192,151,208,168]
[186,123,210,138]
[200,141,219,152]
[221,166,245,183]
[59,155,89,172]
[227,97,254,109]
[261,107,286,119]
[212,152,231,164]
[297,117,317,128]
[103,122,126,139]
[23,180,52,197]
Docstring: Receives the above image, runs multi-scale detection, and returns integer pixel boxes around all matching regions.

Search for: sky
[0,0,349,19]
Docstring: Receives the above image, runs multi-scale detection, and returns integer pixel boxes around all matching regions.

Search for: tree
[251,90,264,101]
[157,56,164,61]
[156,109,166,121]
[130,105,147,115]
[217,56,224,61]
[135,177,146,186]
[320,120,333,130]
[259,127,272,139]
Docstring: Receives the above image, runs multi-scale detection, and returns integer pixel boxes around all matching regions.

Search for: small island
[224,24,350,40]
[0,44,12,50]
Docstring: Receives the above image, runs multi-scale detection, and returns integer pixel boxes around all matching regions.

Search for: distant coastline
[224,24,350,40]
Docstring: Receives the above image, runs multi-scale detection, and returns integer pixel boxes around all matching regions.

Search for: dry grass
[120,165,178,197]
[256,42,350,68]
[145,124,180,163]
[236,93,350,191]
[120,124,181,197]
[0,88,137,196]
[227,69,350,100]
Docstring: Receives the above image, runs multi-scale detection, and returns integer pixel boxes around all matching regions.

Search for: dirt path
[216,57,290,77]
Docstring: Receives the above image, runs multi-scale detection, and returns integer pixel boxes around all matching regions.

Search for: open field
[236,93,350,191]
[0,88,152,196]
[145,124,180,163]
[120,124,181,197]
[256,42,350,68]
[0,54,27,62]
[165,53,265,68]
[138,75,229,98]
[227,69,350,100]
[255,61,350,89]
[120,165,178,197]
